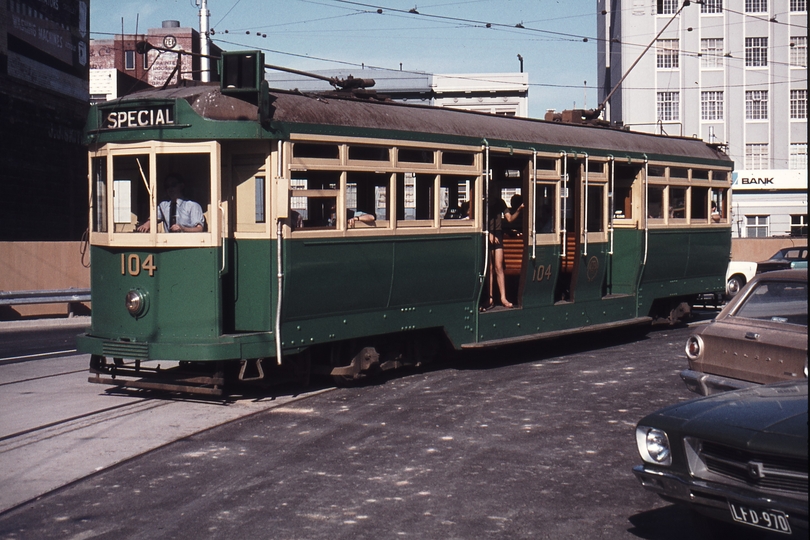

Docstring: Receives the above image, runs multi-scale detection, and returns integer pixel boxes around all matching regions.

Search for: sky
[89,0,600,119]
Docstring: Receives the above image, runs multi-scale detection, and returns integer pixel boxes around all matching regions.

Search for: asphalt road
[2,320,773,539]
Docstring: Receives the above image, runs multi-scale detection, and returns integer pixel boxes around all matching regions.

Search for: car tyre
[726,274,745,297]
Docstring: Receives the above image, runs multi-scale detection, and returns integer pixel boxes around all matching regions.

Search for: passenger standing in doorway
[483,191,521,311]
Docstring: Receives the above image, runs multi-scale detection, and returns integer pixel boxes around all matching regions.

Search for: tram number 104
[121,253,157,277]
[532,264,552,282]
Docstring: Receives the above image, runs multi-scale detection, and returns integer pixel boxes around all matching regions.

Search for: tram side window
[669,186,687,220]
[691,187,709,222]
[91,157,108,233]
[111,154,150,233]
[346,171,389,226]
[290,171,339,230]
[155,153,211,233]
[397,172,435,224]
[613,165,639,220]
[534,183,556,234]
[441,176,475,222]
[648,185,666,220]
[586,184,605,232]
[712,188,728,223]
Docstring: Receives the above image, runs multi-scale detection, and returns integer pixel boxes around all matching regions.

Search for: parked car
[633,380,808,537]
[725,260,757,298]
[756,246,808,274]
[682,269,807,396]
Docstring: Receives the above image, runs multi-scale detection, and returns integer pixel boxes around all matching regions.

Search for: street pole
[199,0,210,82]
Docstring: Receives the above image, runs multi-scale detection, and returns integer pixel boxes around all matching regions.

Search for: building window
[124,50,136,70]
[790,0,806,12]
[791,215,808,237]
[657,0,678,14]
[745,90,768,120]
[656,39,679,69]
[790,89,807,119]
[701,91,724,120]
[700,38,724,68]
[791,37,807,67]
[745,37,768,67]
[790,143,807,169]
[745,0,767,12]
[746,216,769,237]
[701,0,723,12]
[657,92,679,121]
[745,143,769,169]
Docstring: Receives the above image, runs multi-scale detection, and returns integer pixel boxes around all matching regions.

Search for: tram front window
[107,152,211,234]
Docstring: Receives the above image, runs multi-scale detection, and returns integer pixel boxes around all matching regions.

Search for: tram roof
[112,84,731,165]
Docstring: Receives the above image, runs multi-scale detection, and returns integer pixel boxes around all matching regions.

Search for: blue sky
[90,0,599,118]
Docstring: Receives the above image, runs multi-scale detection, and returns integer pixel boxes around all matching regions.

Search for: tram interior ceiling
[78,56,734,396]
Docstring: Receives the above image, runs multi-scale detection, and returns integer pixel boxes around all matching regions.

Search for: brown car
[681,269,807,395]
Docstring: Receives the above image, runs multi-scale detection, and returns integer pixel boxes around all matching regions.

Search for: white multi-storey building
[597,0,807,238]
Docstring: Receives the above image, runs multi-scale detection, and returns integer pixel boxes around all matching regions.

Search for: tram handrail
[0,288,91,306]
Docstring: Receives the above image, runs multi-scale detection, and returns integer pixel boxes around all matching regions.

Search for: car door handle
[745,332,760,340]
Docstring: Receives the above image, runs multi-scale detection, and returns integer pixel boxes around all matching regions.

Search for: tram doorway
[486,155,529,310]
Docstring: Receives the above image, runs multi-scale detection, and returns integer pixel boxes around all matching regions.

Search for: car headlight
[636,426,672,466]
[125,289,148,317]
[684,335,703,361]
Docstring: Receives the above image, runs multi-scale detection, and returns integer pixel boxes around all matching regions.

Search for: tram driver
[136,175,205,233]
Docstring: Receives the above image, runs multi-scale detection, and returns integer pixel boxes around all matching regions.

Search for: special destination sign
[103,106,175,129]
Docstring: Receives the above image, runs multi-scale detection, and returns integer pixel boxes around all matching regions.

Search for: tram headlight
[125,289,148,317]
[636,426,672,466]
[684,335,703,361]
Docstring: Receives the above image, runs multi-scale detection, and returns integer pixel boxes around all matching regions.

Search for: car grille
[698,440,808,494]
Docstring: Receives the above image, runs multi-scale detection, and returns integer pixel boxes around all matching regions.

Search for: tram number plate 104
[728,502,792,534]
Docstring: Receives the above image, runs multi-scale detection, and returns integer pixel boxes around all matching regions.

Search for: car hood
[645,381,808,456]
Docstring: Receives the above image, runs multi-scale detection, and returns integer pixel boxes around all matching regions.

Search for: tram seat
[560,233,577,272]
[503,236,523,276]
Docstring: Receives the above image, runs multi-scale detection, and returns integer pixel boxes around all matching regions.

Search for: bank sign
[732,169,808,191]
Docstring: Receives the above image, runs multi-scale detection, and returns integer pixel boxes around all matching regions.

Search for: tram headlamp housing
[125,289,148,317]
[684,335,703,361]
[636,426,672,466]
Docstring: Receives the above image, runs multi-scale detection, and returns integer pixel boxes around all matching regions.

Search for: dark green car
[633,380,808,536]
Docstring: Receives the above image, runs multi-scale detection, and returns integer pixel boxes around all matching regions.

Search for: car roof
[750,268,807,281]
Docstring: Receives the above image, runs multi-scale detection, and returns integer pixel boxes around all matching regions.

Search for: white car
[725,260,756,298]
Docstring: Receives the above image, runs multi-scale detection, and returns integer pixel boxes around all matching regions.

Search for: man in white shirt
[137,176,205,233]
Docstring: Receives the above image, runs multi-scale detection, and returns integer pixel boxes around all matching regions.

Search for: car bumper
[680,369,758,396]
[633,465,809,532]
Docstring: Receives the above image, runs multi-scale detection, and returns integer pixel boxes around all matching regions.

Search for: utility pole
[199,0,211,82]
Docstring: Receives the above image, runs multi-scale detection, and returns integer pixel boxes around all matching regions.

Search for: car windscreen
[734,281,808,326]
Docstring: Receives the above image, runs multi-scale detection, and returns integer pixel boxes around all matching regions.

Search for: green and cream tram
[78,52,733,395]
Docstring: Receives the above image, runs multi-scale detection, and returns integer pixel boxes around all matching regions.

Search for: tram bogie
[78,51,733,396]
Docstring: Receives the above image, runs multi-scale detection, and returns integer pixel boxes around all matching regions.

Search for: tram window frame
[154,152,212,235]
[440,151,476,168]
[396,147,436,169]
[88,142,220,247]
[613,164,642,224]
[347,145,391,164]
[669,167,689,179]
[288,170,340,231]
[111,153,151,234]
[90,156,108,233]
[396,172,436,227]
[711,187,729,224]
[692,169,710,180]
[691,186,710,223]
[346,171,391,228]
[668,185,688,222]
[648,184,667,223]
[440,175,476,226]
[585,183,607,235]
[534,181,558,240]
